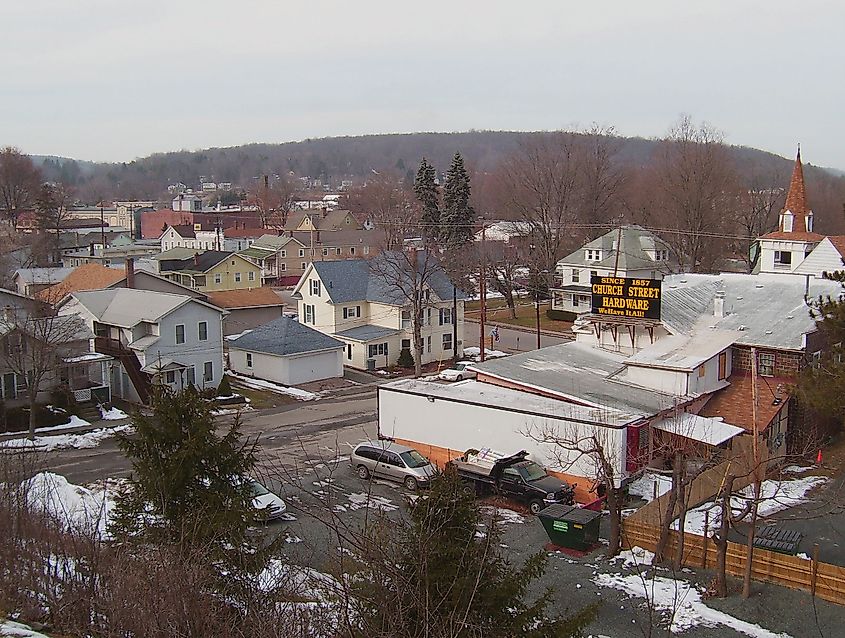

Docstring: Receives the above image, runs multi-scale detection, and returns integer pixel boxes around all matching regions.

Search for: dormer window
[586,249,601,262]
[782,211,794,233]
[806,213,814,233]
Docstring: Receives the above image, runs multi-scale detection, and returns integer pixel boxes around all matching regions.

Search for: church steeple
[784,147,809,221]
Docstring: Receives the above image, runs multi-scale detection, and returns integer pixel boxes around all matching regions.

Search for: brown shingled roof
[699,373,791,432]
[38,263,125,305]
[206,287,284,309]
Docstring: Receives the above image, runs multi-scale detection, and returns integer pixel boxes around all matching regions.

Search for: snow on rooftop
[652,412,744,446]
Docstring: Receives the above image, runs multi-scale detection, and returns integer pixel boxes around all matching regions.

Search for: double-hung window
[303,304,315,325]
[246,353,253,368]
[198,321,208,341]
[758,352,775,377]
[442,333,453,351]
[175,324,186,345]
[310,280,321,296]
[439,308,452,325]
[203,361,213,382]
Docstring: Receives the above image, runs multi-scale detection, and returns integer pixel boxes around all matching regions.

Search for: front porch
[61,352,113,404]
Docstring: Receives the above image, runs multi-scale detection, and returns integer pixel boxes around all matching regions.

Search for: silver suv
[351,440,437,490]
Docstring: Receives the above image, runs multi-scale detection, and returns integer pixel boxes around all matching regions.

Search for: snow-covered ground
[229,372,318,400]
[462,347,509,361]
[99,406,129,421]
[628,471,673,502]
[24,472,116,539]
[0,424,131,452]
[0,619,51,638]
[677,475,828,535]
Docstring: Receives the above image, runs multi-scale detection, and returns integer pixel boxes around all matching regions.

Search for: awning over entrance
[652,412,744,446]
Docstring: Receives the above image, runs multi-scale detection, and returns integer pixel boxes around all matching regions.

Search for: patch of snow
[346,492,398,512]
[285,535,303,544]
[258,561,341,600]
[0,619,51,638]
[462,346,508,361]
[99,406,129,421]
[24,472,115,539]
[628,472,672,502]
[225,329,253,341]
[0,424,131,452]
[65,415,91,428]
[782,465,812,475]
[679,475,828,535]
[480,506,525,525]
[612,546,655,568]
[796,552,811,560]
[229,373,318,400]
[62,353,106,364]
[592,572,792,637]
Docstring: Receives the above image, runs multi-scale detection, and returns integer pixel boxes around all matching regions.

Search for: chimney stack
[714,290,725,318]
[194,252,200,267]
[89,242,95,256]
[125,257,135,289]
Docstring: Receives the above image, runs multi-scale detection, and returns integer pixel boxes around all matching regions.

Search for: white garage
[228,316,344,386]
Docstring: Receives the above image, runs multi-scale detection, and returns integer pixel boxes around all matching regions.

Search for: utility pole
[535,277,541,350]
[743,347,762,599]
[100,200,106,251]
[452,284,458,362]
[612,225,623,277]
[479,223,486,362]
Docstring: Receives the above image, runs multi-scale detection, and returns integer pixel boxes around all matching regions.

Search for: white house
[160,224,224,252]
[228,316,344,386]
[757,150,823,274]
[59,288,226,403]
[551,226,677,317]
[293,252,466,370]
[792,236,845,278]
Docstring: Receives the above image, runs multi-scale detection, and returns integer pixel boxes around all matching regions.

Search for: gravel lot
[260,449,842,638]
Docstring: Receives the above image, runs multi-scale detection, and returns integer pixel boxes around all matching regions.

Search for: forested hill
[32,130,843,206]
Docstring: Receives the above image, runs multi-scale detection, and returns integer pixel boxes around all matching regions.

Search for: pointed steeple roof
[784,148,809,218]
[760,147,823,241]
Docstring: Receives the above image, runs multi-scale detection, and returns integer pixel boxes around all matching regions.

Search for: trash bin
[366,358,376,371]
[538,504,601,551]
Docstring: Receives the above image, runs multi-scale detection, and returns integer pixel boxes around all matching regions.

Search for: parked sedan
[351,440,437,490]
[438,361,477,382]
[249,479,287,521]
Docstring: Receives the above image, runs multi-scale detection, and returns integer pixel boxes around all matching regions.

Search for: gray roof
[68,288,219,328]
[660,273,842,351]
[334,324,400,342]
[229,316,344,356]
[470,342,682,418]
[252,234,300,250]
[310,252,466,306]
[158,250,233,273]
[558,226,676,272]
[14,267,74,285]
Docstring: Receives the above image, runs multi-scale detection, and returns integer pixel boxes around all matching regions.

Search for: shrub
[0,405,70,434]
[217,375,233,397]
[397,347,415,369]
[547,308,577,322]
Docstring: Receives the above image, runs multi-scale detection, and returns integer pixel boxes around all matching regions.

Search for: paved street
[465,319,570,353]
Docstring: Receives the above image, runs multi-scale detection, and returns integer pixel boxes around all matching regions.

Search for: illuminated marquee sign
[590,276,661,320]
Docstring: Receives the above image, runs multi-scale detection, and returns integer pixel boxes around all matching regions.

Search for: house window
[350,247,355,255]
[322,248,329,256]
[336,248,341,255]
[571,269,580,283]
[401,338,411,349]
[427,335,432,353]
[246,352,253,368]
[203,361,213,382]
[280,263,286,271]
[186,366,195,385]
[248,271,255,282]
[235,272,242,283]
[572,294,579,308]
[343,306,361,319]
[401,309,412,329]
[697,364,706,378]
[758,352,775,377]
[310,279,321,296]
[439,308,452,325]
[426,308,432,325]
[442,333,453,351]
[165,370,175,384]
[303,304,315,325]
[774,251,792,268]
[280,250,286,258]
[364,246,370,255]
[718,352,727,380]
[590,270,598,279]
[299,249,305,258]
[198,321,208,341]
[301,262,307,270]
[368,343,388,357]
[175,324,185,344]
[809,351,822,368]
[347,344,352,360]
[214,273,222,284]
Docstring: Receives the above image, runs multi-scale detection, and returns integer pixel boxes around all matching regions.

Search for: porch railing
[72,385,110,404]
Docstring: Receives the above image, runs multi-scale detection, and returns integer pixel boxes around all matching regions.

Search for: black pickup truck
[450,450,575,514]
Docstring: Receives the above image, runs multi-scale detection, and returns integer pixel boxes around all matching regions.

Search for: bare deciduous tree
[0,147,42,231]
[342,173,416,250]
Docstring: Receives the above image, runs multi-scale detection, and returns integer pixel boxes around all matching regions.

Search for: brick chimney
[194,252,200,267]
[125,257,135,289]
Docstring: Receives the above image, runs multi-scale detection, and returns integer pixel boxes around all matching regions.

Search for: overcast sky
[2,1,842,168]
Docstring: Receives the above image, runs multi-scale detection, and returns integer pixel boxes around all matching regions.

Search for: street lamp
[528,243,548,350]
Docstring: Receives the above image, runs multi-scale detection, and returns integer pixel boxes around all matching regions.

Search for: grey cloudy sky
[2,0,842,167]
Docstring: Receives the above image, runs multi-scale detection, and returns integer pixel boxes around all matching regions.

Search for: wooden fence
[622,519,845,606]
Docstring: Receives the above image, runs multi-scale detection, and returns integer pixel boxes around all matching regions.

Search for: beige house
[292,253,465,370]
[157,250,262,292]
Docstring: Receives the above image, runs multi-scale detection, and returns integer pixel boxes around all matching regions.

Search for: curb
[0,419,132,443]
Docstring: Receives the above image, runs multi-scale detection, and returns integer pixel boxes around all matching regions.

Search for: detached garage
[228,317,344,386]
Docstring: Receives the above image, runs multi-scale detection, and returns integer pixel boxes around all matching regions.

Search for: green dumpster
[538,504,601,550]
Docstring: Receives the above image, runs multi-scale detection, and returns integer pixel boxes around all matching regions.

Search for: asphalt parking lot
[259,448,844,638]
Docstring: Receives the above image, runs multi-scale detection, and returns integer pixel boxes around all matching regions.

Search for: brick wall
[731,345,803,378]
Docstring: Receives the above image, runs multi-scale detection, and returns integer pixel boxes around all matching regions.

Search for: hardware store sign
[591,276,661,320]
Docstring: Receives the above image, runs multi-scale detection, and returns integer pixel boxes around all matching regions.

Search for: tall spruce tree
[414,157,440,242]
[110,387,266,574]
[441,151,475,247]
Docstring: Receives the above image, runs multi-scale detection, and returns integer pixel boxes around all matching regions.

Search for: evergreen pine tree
[441,152,475,247]
[414,157,440,242]
[352,469,597,637]
[110,387,264,573]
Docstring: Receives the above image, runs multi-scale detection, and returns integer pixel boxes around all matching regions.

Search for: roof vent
[669,285,677,289]
[680,279,688,284]
[736,296,743,300]
[765,330,773,335]
[786,315,794,320]
[738,325,747,331]
[755,284,764,288]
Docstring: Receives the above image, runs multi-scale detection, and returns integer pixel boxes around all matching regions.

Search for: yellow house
[158,250,262,292]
